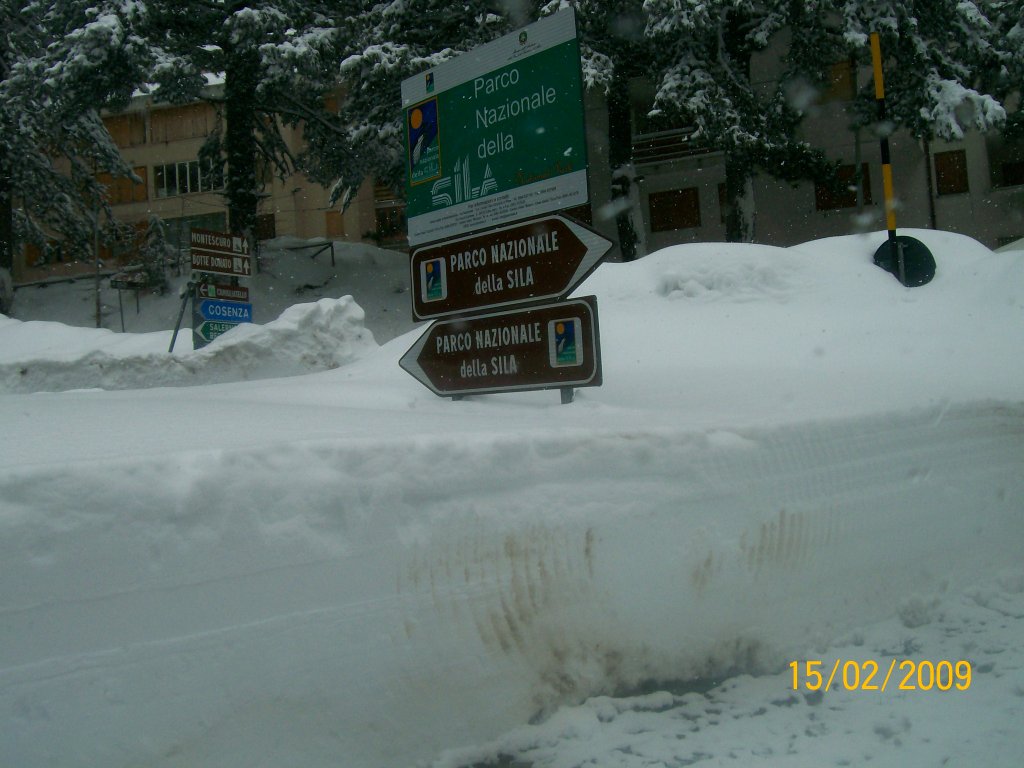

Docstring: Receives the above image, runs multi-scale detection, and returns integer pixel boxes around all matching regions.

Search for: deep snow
[1,229,1022,768]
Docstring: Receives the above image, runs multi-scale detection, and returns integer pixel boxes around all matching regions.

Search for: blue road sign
[198,299,253,323]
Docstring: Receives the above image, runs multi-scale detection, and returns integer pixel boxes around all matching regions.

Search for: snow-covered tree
[142,1,340,246]
[0,1,151,272]
[840,0,1007,140]
[982,0,1024,138]
[136,214,172,293]
[546,0,652,259]
[303,0,515,210]
[644,0,1012,242]
[644,0,847,242]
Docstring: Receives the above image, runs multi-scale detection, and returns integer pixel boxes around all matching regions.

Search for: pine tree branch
[276,93,345,136]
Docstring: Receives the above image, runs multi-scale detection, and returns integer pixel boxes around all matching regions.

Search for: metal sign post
[168,279,194,353]
[869,32,935,288]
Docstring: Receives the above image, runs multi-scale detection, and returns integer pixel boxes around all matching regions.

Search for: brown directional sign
[197,281,250,302]
[190,228,252,277]
[400,296,601,397]
[410,215,611,321]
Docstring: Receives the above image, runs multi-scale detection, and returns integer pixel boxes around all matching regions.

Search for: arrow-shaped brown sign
[400,296,601,397]
[410,215,611,321]
[190,228,252,277]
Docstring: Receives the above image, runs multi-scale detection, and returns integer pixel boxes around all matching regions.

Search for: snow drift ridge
[0,296,376,393]
[2,402,1022,768]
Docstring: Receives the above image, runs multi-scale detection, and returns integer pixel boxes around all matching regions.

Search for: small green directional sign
[195,320,237,343]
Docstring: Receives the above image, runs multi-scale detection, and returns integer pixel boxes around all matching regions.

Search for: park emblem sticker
[549,317,583,367]
[420,257,447,303]
[408,97,441,186]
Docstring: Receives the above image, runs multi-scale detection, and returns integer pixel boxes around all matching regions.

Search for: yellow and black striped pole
[870,32,904,284]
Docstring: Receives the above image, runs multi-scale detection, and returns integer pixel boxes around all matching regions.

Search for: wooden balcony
[631,127,709,165]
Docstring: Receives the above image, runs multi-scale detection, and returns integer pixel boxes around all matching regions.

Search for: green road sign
[401,9,588,246]
[195,320,237,343]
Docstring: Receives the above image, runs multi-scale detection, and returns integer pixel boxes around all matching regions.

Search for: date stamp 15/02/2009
[789,659,972,692]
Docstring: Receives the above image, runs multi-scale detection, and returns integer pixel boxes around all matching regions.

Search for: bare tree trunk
[724,156,755,242]
[0,174,12,274]
[607,69,639,261]
[1,39,14,277]
[224,44,259,250]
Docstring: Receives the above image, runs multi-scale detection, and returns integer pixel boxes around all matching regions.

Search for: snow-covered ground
[1,229,1022,768]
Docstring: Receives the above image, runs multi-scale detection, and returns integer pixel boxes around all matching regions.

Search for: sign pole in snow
[869,33,936,288]
[168,279,194,353]
[870,32,900,277]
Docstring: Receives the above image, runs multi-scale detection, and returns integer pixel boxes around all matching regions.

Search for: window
[815,163,872,210]
[629,79,688,137]
[255,213,276,242]
[154,160,221,198]
[648,187,701,232]
[97,167,148,205]
[104,113,146,147]
[373,182,407,242]
[150,104,214,143]
[325,210,346,238]
[821,59,856,103]
[163,213,227,253]
[374,206,406,241]
[985,133,1024,188]
[561,204,593,226]
[934,150,969,195]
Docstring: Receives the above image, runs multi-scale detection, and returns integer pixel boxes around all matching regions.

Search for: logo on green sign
[408,98,441,186]
[550,318,583,367]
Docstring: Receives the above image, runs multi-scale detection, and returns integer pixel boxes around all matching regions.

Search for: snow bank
[576,230,1024,425]
[2,403,1022,767]
[0,296,376,393]
[1,229,1022,768]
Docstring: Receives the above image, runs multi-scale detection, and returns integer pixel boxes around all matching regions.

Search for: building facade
[13,49,1022,284]
[615,49,1023,258]
[14,86,392,283]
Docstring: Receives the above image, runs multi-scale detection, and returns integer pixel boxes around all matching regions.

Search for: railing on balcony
[631,127,709,165]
